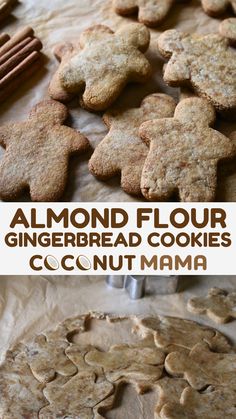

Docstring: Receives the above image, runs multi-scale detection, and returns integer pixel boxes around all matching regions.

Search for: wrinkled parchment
[0,0,235,202]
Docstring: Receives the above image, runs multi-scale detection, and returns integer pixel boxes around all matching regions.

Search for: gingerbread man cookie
[49,23,151,111]
[187,287,236,324]
[139,98,235,202]
[89,93,176,196]
[113,0,189,27]
[201,0,236,16]
[160,387,236,419]
[165,342,236,390]
[0,100,89,202]
[157,29,236,114]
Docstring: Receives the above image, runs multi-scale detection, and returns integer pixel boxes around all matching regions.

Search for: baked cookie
[49,23,151,111]
[0,100,89,202]
[165,341,236,389]
[187,287,236,324]
[220,18,236,46]
[113,0,190,27]
[201,0,236,16]
[157,29,236,114]
[89,93,176,196]
[139,98,235,201]
[160,387,236,419]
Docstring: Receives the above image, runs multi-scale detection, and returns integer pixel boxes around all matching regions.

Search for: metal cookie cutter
[106,275,179,300]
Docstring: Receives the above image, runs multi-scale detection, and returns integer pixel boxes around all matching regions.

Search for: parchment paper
[0,274,236,418]
[0,0,235,202]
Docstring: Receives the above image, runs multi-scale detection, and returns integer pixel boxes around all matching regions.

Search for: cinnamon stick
[0,59,42,103]
[0,38,42,78]
[0,33,10,47]
[0,51,40,89]
[0,27,34,57]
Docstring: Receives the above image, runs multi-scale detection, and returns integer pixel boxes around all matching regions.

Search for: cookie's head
[79,25,114,48]
[54,42,76,62]
[174,98,216,126]
[142,93,176,120]
[158,29,185,58]
[118,23,150,52]
[29,100,68,125]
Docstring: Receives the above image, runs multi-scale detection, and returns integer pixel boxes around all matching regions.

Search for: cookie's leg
[139,0,174,27]
[141,162,176,201]
[113,0,138,15]
[29,165,68,202]
[89,144,119,180]
[0,162,27,200]
[49,68,75,103]
[201,0,229,16]
[82,76,126,112]
[121,165,143,196]
[178,165,217,202]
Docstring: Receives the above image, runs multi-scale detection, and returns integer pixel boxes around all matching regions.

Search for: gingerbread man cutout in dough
[49,23,151,111]
[157,29,236,114]
[139,98,235,202]
[0,100,89,202]
[89,93,176,196]
[161,387,236,419]
[165,342,236,390]
[113,0,190,27]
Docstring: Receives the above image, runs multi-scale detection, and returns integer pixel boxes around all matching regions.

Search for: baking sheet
[0,274,236,418]
[0,0,235,202]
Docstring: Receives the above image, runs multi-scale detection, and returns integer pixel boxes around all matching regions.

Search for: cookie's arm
[127,53,152,82]
[163,56,190,85]
[139,119,171,146]
[207,130,235,160]
[0,124,13,147]
[59,126,90,154]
